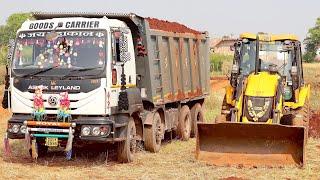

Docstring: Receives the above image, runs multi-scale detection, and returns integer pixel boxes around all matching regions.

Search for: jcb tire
[292,100,310,138]
[144,112,163,153]
[177,105,191,141]
[117,117,136,163]
[221,95,231,121]
[190,103,204,138]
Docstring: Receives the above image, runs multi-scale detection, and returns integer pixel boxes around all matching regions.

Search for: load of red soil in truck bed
[146,18,201,34]
[309,112,320,138]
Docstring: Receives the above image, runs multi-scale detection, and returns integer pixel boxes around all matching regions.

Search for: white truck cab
[4,12,210,163]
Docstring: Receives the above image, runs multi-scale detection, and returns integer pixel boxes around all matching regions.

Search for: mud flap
[196,122,305,167]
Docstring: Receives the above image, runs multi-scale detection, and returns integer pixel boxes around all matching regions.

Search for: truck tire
[190,103,204,138]
[177,105,191,141]
[117,117,136,163]
[292,100,310,138]
[144,112,163,153]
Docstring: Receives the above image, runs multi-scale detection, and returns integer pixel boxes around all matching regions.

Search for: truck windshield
[12,30,107,77]
[240,40,292,77]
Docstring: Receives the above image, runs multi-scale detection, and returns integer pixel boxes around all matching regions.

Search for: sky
[0,0,319,41]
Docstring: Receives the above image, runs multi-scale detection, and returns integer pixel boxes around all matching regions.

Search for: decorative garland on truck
[32,86,46,121]
[57,92,71,122]
[24,86,74,160]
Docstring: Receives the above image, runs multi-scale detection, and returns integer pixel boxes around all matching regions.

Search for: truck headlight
[81,126,91,136]
[100,126,110,136]
[92,127,101,136]
[12,124,20,133]
[20,125,27,134]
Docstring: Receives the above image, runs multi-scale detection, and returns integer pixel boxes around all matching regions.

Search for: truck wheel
[292,100,310,138]
[144,112,163,153]
[117,117,136,163]
[190,103,204,138]
[177,105,191,141]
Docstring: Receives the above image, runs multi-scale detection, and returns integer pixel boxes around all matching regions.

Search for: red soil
[147,18,201,34]
[210,77,229,91]
[309,112,320,138]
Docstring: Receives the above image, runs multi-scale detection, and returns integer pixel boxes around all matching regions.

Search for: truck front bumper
[72,116,128,143]
[6,114,129,143]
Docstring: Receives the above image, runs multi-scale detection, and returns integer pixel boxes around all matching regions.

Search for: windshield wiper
[61,67,102,80]
[20,66,58,78]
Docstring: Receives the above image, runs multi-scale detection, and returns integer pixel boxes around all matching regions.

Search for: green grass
[203,88,225,123]
[210,53,233,76]
[303,63,320,111]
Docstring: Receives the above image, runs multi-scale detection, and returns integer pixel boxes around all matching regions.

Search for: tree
[0,13,31,46]
[0,13,31,65]
[304,17,320,62]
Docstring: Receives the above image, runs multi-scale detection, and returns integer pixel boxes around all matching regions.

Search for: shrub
[210,53,233,75]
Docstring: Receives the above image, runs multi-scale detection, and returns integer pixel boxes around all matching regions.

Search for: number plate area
[45,138,59,147]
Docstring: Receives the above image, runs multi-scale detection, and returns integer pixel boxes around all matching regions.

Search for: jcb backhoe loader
[196,33,310,167]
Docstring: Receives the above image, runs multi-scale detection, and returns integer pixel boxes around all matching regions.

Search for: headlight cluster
[81,125,111,136]
[8,123,26,134]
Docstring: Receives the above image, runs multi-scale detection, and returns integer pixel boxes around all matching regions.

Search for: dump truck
[2,12,210,162]
[196,32,310,167]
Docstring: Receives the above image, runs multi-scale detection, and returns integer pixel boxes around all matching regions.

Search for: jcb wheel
[292,100,310,138]
[190,103,204,138]
[144,112,163,153]
[118,117,136,163]
[215,95,232,123]
[177,105,191,141]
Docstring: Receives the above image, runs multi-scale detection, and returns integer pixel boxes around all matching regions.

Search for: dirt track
[0,78,319,179]
[210,76,229,91]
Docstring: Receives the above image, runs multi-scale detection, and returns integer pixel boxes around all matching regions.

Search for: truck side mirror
[7,39,15,61]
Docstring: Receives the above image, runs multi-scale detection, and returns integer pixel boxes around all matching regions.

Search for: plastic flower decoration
[57,92,71,122]
[33,86,45,121]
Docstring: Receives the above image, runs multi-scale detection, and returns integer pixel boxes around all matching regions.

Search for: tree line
[0,13,31,65]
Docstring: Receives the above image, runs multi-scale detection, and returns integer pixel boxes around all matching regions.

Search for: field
[0,64,320,179]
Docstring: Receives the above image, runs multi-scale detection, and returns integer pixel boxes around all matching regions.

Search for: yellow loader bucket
[196,122,306,167]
